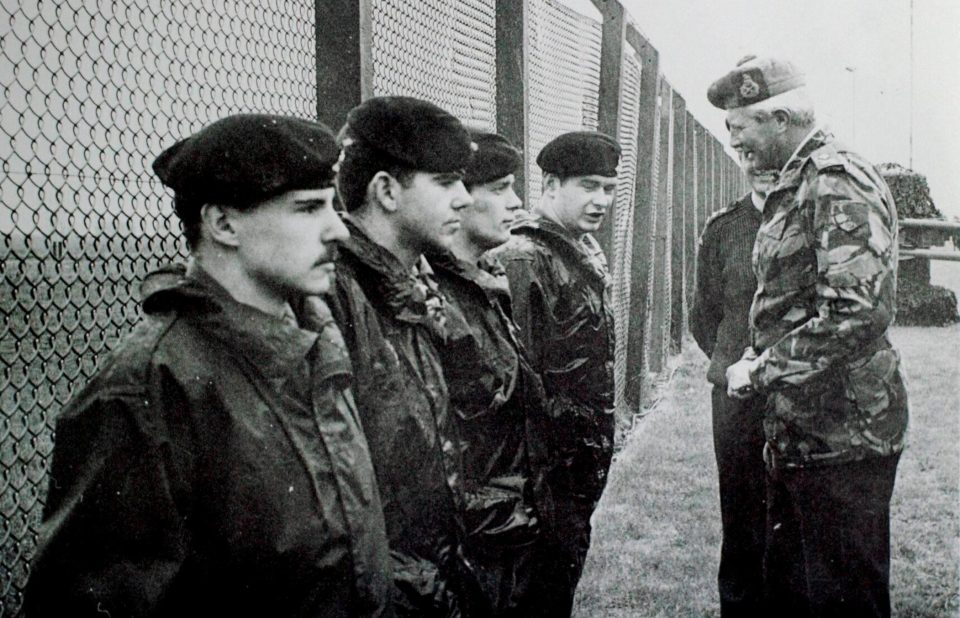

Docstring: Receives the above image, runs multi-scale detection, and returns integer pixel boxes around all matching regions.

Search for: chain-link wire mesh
[524,0,602,203]
[610,47,642,417]
[1,1,741,613]
[370,0,497,130]
[0,1,318,613]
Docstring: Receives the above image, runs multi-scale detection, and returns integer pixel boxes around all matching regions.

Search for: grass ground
[575,261,960,616]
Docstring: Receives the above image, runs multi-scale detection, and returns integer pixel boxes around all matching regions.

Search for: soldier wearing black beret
[24,114,394,617]
[425,130,553,615]
[491,130,621,617]
[295,96,480,616]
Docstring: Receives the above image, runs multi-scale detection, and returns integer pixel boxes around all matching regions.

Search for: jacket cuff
[747,352,767,393]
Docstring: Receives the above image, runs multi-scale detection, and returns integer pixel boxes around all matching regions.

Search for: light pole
[909,0,914,168]
[845,66,856,145]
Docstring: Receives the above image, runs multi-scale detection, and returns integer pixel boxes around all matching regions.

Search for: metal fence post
[669,90,686,351]
[624,24,659,407]
[495,0,528,201]
[712,136,723,213]
[695,122,706,236]
[315,0,372,128]
[648,77,672,374]
[703,128,713,221]
[592,0,625,257]
[683,110,698,315]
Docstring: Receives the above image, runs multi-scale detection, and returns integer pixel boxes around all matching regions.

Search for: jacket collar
[340,215,448,340]
[514,210,608,284]
[771,127,832,193]
[428,249,511,301]
[140,263,321,381]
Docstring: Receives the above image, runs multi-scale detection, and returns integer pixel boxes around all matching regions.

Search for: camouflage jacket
[26,265,393,617]
[747,129,909,468]
[298,217,468,617]
[491,212,615,505]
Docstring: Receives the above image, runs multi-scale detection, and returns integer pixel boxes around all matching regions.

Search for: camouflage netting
[879,162,942,219]
[895,277,959,326]
[879,163,959,326]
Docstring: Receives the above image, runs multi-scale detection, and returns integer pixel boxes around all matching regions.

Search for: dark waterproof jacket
[492,213,615,507]
[24,265,393,618]
[429,251,550,613]
[300,217,468,617]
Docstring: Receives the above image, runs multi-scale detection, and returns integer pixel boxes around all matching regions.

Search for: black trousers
[517,496,594,618]
[764,453,901,618]
[711,386,768,617]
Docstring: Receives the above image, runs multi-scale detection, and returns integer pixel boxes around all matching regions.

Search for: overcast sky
[568,0,960,218]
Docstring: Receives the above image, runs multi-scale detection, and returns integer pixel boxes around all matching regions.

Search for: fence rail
[0,1,744,613]
[901,249,960,262]
[901,218,960,231]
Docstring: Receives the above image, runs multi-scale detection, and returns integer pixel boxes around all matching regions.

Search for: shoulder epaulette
[808,143,845,171]
[702,194,750,232]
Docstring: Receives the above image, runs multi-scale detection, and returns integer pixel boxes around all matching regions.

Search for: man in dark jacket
[427,131,549,616]
[691,157,776,616]
[299,96,475,617]
[492,131,621,616]
[714,56,908,616]
[23,115,393,617]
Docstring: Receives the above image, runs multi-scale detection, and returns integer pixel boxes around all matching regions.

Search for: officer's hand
[726,359,755,399]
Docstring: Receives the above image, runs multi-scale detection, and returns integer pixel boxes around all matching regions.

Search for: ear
[200,203,241,247]
[542,173,560,196]
[772,109,791,132]
[368,171,401,213]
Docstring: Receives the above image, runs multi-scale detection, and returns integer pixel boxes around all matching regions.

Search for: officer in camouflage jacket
[710,56,908,617]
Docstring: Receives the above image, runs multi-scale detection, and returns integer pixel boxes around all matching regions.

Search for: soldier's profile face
[395,171,473,253]
[229,187,348,301]
[727,108,780,172]
[552,174,618,233]
[461,174,522,250]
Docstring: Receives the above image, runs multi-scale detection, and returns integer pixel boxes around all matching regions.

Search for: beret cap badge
[706,56,805,110]
[740,74,761,99]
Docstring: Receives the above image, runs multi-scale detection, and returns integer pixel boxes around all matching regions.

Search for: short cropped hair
[335,131,415,212]
[742,87,816,128]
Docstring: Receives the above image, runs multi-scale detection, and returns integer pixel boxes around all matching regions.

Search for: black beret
[343,96,474,173]
[463,131,523,187]
[152,114,338,213]
[536,131,621,178]
[707,55,806,110]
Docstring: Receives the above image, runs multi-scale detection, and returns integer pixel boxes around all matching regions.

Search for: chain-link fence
[609,46,642,415]
[524,0,602,204]
[0,1,320,613]
[370,0,498,129]
[0,0,742,613]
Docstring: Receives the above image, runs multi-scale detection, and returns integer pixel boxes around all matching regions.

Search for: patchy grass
[887,325,960,617]
[574,343,721,617]
[575,324,959,617]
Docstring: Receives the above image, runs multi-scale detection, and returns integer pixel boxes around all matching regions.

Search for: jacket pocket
[844,348,899,418]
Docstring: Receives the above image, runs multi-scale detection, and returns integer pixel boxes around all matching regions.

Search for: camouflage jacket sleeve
[750,149,898,391]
